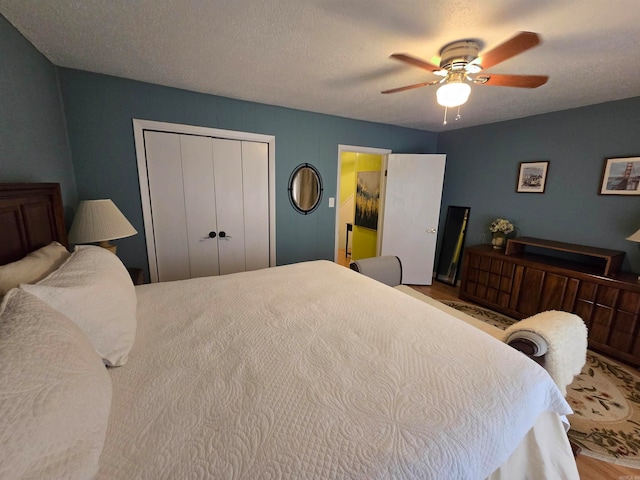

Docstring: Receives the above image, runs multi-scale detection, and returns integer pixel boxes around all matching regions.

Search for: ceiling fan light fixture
[384,32,546,118]
[465,63,482,74]
[436,80,471,107]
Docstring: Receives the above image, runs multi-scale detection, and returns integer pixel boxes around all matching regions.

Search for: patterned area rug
[441,300,640,469]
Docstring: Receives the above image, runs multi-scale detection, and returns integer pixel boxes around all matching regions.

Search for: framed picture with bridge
[599,157,640,195]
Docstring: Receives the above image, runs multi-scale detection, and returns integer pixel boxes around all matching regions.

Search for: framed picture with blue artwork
[599,157,640,195]
[516,161,549,193]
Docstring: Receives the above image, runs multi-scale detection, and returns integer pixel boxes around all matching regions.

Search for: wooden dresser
[459,237,640,366]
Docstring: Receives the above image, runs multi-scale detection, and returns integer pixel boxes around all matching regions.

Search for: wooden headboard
[0,183,68,265]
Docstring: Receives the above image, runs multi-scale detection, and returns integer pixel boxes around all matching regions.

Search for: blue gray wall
[0,15,75,212]
[2,14,638,277]
[438,98,640,273]
[57,68,438,271]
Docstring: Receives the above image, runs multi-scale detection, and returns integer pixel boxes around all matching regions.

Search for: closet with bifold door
[143,130,269,282]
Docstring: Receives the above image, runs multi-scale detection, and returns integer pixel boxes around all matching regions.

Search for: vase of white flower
[491,232,507,249]
[489,218,514,250]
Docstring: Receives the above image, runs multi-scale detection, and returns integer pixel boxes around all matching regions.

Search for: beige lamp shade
[627,228,640,243]
[68,199,137,253]
[628,229,640,281]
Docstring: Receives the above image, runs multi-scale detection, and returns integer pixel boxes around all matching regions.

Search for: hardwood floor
[337,248,351,268]
[335,259,640,479]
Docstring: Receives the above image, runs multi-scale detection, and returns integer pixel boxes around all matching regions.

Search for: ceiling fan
[382,32,548,115]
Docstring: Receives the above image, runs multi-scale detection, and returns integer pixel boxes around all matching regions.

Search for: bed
[0,183,580,479]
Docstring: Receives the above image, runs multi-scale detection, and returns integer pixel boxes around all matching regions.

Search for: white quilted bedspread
[98,261,570,479]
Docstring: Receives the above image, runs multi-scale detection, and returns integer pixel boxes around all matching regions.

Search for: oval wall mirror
[288,163,323,214]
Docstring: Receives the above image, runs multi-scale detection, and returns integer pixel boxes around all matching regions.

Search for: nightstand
[127,267,144,285]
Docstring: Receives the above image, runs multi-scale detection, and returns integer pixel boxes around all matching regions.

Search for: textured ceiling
[2,0,640,132]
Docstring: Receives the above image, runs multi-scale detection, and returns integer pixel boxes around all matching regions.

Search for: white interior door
[241,141,270,271]
[142,131,270,282]
[135,119,275,283]
[144,131,191,282]
[181,135,219,278]
[381,154,446,285]
[212,138,246,275]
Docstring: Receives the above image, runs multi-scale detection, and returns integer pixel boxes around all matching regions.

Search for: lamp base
[98,241,117,254]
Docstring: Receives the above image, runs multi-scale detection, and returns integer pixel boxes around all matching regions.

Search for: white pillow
[21,245,137,366]
[0,288,112,480]
[0,241,70,296]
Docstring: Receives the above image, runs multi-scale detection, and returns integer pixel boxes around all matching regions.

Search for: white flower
[489,218,514,235]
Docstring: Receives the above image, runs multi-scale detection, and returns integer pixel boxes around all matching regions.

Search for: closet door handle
[208,231,217,238]
[219,231,232,239]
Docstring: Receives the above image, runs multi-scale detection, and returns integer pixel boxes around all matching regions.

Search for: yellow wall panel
[340,152,356,203]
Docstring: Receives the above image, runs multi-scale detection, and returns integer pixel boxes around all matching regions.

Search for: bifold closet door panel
[241,141,269,271]
[180,135,220,278]
[213,138,246,275]
[143,131,191,282]
[143,130,270,281]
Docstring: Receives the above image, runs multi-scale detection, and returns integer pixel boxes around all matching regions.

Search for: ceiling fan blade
[477,73,548,88]
[389,53,442,73]
[479,32,541,70]
[381,80,440,94]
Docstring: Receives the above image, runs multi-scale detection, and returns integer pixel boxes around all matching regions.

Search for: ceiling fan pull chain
[443,106,448,125]
[456,105,462,121]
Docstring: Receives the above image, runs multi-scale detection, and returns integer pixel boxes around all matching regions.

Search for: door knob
[219,231,232,239]
[201,231,217,241]
[427,228,436,234]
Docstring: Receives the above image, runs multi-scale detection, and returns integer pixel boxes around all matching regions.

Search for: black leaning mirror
[288,163,323,214]
[435,206,470,285]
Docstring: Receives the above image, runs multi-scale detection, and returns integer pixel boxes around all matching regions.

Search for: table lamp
[627,228,640,281]
[68,199,137,254]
